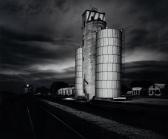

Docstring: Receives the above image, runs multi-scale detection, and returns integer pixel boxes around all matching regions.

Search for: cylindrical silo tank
[96,28,122,98]
[75,48,85,97]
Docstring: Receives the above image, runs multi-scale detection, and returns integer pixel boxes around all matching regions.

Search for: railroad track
[39,106,87,139]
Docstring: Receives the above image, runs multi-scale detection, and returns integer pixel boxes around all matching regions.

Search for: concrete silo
[82,8,106,100]
[75,48,85,98]
[96,29,122,98]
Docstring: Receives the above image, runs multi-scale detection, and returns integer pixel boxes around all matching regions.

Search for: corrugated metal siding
[75,48,85,97]
[96,29,122,98]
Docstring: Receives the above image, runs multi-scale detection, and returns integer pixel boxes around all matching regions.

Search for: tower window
[91,16,94,21]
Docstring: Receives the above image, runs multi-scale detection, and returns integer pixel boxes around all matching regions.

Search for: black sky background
[0,0,168,93]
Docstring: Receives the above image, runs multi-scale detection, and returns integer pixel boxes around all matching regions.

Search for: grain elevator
[75,8,122,100]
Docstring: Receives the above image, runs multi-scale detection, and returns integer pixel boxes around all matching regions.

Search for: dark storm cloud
[123,61,168,82]
[0,0,72,18]
[127,29,149,48]
[54,0,70,13]
[0,0,168,89]
[126,28,168,53]
[129,0,168,23]
[124,61,168,72]
[0,24,77,67]
[1,35,53,66]
[126,0,168,52]
[0,0,51,15]
[0,25,53,42]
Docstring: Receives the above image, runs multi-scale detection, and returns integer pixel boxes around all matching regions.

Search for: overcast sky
[0,0,168,90]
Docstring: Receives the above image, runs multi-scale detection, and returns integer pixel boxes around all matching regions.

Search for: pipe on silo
[75,48,85,97]
[96,29,122,98]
